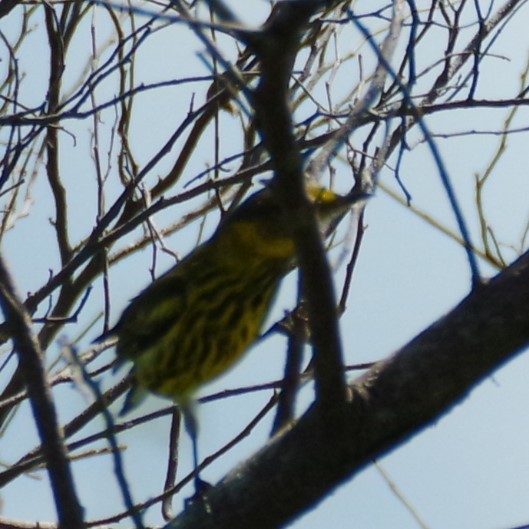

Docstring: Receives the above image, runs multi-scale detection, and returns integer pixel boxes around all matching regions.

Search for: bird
[102,183,364,494]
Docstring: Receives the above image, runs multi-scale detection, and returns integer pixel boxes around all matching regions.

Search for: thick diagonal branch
[166,251,529,529]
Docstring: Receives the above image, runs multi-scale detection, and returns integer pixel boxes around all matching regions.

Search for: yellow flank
[110,185,357,413]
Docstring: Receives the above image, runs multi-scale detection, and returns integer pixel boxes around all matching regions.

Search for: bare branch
[0,256,84,528]
[166,250,529,529]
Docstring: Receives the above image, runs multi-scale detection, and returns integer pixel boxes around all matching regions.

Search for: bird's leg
[181,403,212,502]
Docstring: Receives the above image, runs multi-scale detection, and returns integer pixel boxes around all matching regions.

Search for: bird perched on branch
[103,183,364,494]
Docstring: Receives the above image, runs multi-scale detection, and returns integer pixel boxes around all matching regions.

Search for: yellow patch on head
[307,186,340,205]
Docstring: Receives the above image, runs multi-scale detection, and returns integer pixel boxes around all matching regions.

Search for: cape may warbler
[111,185,360,412]
[106,185,362,490]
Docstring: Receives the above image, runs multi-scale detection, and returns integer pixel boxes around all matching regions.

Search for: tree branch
[166,250,529,529]
[0,256,84,528]
[250,0,348,417]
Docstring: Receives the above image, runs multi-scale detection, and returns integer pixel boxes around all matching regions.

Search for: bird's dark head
[216,185,366,260]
